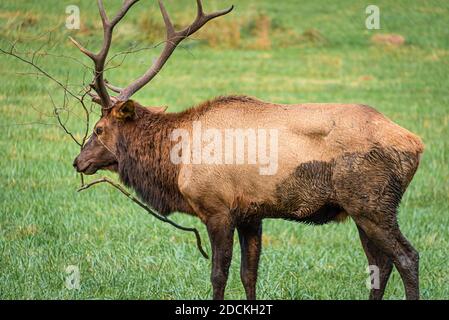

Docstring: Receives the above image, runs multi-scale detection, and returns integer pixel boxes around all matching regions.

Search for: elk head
[72,0,233,175]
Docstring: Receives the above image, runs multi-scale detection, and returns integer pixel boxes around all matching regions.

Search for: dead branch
[48,92,82,147]
[1,10,212,259]
[78,177,209,259]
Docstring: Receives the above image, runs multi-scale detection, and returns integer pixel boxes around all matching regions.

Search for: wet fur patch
[257,147,421,225]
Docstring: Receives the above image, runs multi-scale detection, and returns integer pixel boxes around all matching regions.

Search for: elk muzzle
[73,153,100,175]
[73,137,118,175]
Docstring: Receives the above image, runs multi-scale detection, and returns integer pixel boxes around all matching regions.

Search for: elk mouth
[80,163,98,175]
[74,160,98,175]
[74,160,118,175]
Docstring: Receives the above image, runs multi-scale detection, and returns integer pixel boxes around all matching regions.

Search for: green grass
[0,0,448,299]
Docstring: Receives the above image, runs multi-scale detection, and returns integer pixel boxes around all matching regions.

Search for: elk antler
[70,0,233,110]
[117,0,234,101]
[69,0,139,110]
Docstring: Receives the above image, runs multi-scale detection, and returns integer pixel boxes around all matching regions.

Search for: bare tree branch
[48,92,82,146]
[78,177,209,259]
[0,45,80,102]
[0,0,219,260]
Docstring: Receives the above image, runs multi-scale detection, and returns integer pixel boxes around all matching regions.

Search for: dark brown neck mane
[116,106,192,215]
[114,96,255,215]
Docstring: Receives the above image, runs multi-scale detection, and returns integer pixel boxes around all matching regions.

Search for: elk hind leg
[357,225,393,299]
[354,214,419,300]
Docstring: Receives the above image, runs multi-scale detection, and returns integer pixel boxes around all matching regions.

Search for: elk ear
[147,106,167,113]
[113,100,136,121]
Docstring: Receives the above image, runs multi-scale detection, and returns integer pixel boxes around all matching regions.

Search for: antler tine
[68,37,95,60]
[110,0,138,26]
[70,0,139,109]
[159,0,176,38]
[194,0,234,27]
[178,0,234,38]
[118,0,233,101]
[97,0,109,27]
[104,79,123,93]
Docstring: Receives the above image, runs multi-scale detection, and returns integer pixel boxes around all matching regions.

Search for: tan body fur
[178,97,423,224]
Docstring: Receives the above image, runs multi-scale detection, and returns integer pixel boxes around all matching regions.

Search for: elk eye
[95,127,103,135]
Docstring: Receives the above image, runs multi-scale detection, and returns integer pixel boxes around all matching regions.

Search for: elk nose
[72,157,78,169]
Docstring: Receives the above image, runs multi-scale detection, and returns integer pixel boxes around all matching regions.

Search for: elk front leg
[237,220,262,300]
[206,215,235,300]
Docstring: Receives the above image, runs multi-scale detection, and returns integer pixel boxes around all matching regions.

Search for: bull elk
[72,0,424,300]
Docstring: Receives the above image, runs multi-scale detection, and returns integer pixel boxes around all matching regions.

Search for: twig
[1,27,210,260]
[48,92,82,146]
[77,177,209,259]
[0,45,80,102]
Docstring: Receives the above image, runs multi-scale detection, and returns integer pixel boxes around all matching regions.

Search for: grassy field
[0,0,448,299]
